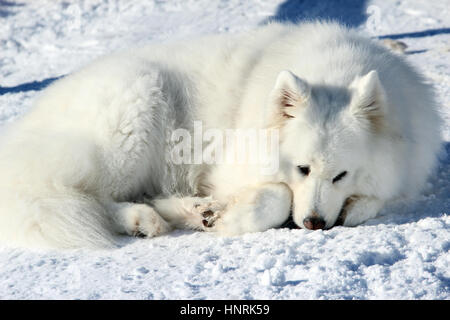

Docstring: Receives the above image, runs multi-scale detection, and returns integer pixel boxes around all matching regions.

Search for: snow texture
[0,0,449,299]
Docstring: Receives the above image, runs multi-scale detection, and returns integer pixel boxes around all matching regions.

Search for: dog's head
[267,70,392,229]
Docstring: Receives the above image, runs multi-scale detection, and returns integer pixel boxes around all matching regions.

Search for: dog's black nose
[303,217,325,230]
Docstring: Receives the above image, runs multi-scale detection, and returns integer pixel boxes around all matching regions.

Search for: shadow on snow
[0,0,23,18]
[0,77,61,96]
[378,27,450,40]
[265,0,369,27]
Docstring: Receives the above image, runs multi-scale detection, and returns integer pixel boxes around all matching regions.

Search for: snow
[0,0,449,300]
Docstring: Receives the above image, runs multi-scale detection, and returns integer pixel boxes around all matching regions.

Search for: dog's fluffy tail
[0,189,117,249]
[0,129,117,249]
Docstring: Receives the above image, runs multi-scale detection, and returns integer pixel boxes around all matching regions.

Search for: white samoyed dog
[0,22,442,248]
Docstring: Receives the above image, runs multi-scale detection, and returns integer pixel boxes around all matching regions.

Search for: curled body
[0,22,441,248]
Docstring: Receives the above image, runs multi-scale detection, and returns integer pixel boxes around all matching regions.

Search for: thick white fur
[0,22,441,248]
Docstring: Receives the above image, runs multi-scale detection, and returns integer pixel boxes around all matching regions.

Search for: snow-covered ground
[0,0,449,299]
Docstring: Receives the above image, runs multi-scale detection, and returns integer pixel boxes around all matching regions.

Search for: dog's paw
[337,196,384,227]
[124,204,171,238]
[192,198,225,230]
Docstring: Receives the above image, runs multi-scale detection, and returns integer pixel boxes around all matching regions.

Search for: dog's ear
[350,70,386,132]
[269,70,310,120]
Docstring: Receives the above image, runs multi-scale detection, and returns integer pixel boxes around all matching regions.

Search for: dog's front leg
[149,196,226,231]
[205,182,293,236]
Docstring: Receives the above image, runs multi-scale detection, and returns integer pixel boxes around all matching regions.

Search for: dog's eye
[332,171,347,184]
[297,165,310,176]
